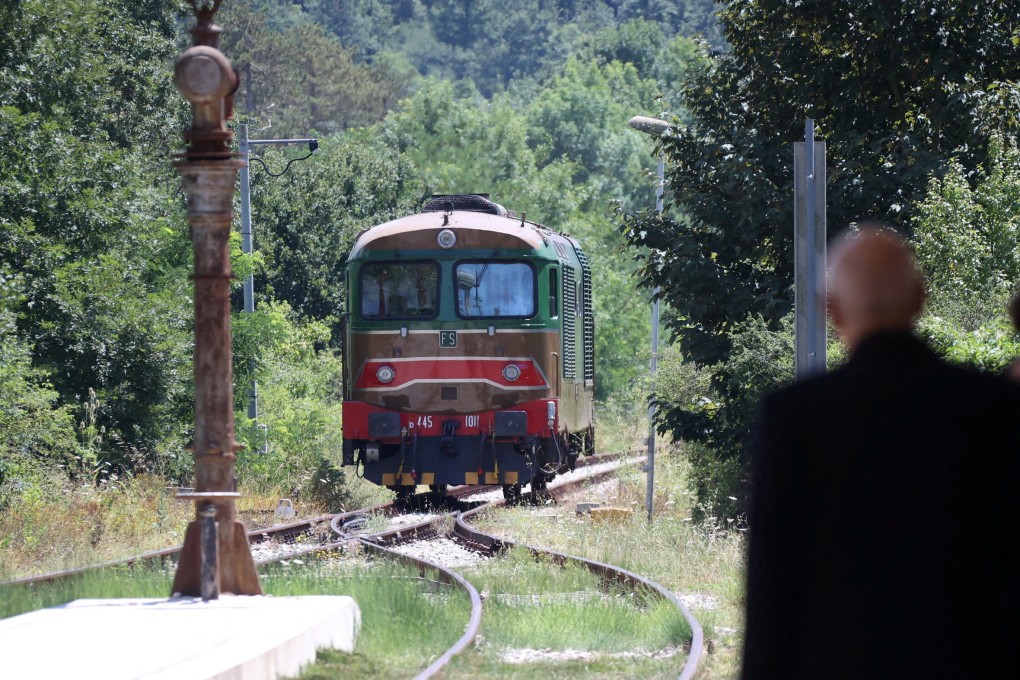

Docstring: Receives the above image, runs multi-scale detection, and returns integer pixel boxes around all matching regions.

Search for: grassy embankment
[0,400,747,679]
[0,461,389,581]
[301,401,747,679]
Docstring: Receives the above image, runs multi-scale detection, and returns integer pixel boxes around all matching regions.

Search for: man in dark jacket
[741,225,1020,679]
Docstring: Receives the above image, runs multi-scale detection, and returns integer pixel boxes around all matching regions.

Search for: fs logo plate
[439,330,457,348]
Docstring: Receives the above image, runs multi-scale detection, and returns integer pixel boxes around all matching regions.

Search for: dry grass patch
[0,472,358,581]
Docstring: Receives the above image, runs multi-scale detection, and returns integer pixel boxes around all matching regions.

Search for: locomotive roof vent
[421,193,511,217]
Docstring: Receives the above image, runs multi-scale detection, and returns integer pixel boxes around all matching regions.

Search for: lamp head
[628,115,671,137]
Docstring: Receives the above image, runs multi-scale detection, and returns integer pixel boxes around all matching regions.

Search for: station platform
[0,595,361,679]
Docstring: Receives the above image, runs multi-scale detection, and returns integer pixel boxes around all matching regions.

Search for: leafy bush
[233,301,350,507]
[655,313,850,517]
[912,134,1020,374]
[919,312,1020,374]
[912,136,1020,308]
[0,307,78,511]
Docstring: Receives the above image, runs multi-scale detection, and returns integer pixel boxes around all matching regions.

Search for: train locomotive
[340,194,596,501]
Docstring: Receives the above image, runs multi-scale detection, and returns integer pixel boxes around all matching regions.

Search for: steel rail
[337,454,637,677]
[8,451,640,679]
[1,451,628,588]
[0,502,396,588]
[454,503,706,680]
[3,451,645,680]
[358,539,484,680]
[364,464,625,548]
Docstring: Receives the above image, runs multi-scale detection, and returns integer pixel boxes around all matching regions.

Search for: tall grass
[0,474,194,580]
[472,450,747,678]
[264,556,472,679]
[0,562,173,619]
[594,394,649,454]
[467,547,689,652]
[0,470,378,581]
[0,550,474,679]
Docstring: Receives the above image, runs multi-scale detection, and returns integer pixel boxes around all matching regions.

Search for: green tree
[0,0,193,469]
[912,135,1020,373]
[218,1,408,136]
[526,56,657,209]
[619,0,1020,510]
[328,0,719,97]
[302,0,396,57]
[0,291,78,508]
[247,132,427,327]
[233,301,349,505]
[382,78,587,219]
[913,136,1020,311]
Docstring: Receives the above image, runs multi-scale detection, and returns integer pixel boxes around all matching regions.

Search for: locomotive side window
[549,268,558,317]
[455,261,535,318]
[360,261,439,319]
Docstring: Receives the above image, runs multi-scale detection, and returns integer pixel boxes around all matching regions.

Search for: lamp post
[238,124,318,419]
[627,115,670,523]
[171,0,261,598]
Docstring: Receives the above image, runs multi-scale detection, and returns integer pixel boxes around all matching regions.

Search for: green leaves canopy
[0,0,192,465]
[249,134,426,325]
[623,0,1020,368]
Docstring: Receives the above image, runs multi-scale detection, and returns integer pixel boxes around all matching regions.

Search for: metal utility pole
[171,0,261,599]
[628,115,670,522]
[237,124,317,420]
[794,119,827,378]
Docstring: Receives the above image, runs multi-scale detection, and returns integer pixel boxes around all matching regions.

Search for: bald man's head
[827,225,926,351]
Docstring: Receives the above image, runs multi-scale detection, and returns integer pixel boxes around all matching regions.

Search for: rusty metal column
[171,0,261,598]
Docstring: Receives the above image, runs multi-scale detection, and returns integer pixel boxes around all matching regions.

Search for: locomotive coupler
[441,419,460,457]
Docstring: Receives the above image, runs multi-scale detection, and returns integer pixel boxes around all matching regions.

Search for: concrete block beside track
[0,595,360,679]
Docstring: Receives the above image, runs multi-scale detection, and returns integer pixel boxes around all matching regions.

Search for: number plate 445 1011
[439,330,457,348]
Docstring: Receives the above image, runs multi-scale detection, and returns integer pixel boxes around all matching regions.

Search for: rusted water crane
[171,0,261,599]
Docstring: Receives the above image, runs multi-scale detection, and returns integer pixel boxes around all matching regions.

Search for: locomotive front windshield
[456,261,535,318]
[360,261,439,319]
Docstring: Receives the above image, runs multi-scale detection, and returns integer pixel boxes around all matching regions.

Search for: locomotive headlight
[376,365,396,384]
[437,229,457,249]
[547,400,556,429]
[502,364,521,382]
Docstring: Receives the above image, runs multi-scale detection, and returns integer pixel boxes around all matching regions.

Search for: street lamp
[627,115,670,523]
[238,123,318,420]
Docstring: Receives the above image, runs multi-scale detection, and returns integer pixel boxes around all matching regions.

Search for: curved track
[3,451,703,679]
[0,452,624,587]
[352,458,704,679]
[453,503,705,680]
[357,539,484,680]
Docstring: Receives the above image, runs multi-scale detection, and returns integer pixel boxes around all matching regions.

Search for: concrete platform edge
[0,595,361,680]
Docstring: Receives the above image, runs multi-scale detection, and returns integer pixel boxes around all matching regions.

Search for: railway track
[3,451,704,678]
[338,456,704,679]
[0,452,625,587]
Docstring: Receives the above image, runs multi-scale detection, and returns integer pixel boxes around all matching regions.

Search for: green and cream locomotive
[341,194,595,501]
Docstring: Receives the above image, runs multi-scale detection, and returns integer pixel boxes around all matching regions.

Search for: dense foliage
[622,0,1020,514]
[217,1,411,137]
[0,0,193,501]
[4,0,1016,527]
[303,0,722,96]
[914,135,1020,371]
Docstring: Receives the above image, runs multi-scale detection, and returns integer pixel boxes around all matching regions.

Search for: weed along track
[324,453,704,679]
[2,452,707,678]
[456,503,705,676]
[1,452,627,592]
